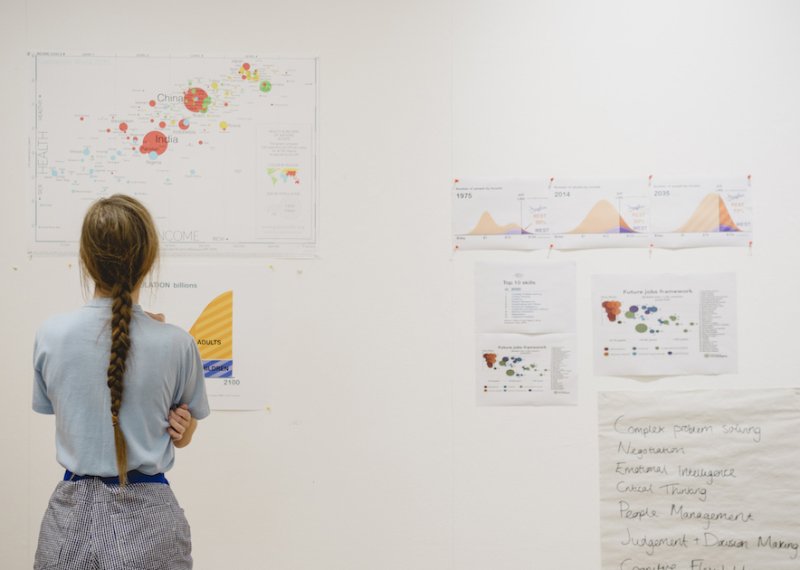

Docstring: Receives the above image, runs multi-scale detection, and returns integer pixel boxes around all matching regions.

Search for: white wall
[1,0,799,568]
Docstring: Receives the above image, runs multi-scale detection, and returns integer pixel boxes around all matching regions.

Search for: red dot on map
[241,75,247,80]
[178,118,190,130]
[198,140,203,145]
[150,119,154,123]
[106,128,111,133]
[140,130,169,155]
[149,100,156,107]
[243,62,251,70]
[133,136,139,141]
[159,121,166,128]
[224,102,228,107]
[119,122,128,132]
[80,116,84,121]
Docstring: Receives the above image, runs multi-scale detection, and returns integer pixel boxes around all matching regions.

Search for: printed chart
[453,177,752,250]
[189,290,234,380]
[650,178,753,248]
[477,333,576,406]
[139,268,268,410]
[592,274,737,376]
[29,53,318,257]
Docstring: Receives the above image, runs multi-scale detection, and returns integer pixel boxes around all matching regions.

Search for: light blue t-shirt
[33,298,210,476]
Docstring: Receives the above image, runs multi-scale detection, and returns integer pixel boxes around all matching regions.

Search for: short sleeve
[175,338,211,420]
[32,332,54,414]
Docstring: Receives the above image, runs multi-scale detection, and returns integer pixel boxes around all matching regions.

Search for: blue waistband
[64,470,169,485]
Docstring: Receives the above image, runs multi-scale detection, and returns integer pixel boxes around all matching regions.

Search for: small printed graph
[599,300,695,358]
[675,193,742,233]
[481,352,547,379]
[481,350,550,395]
[267,167,300,186]
[468,211,530,235]
[189,290,234,378]
[601,300,695,334]
[567,200,636,234]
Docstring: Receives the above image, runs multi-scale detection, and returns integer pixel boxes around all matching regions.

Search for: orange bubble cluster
[482,353,497,368]
[602,301,622,322]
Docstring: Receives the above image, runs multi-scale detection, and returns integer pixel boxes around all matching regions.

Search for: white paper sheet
[475,261,576,334]
[474,262,577,406]
[452,177,752,251]
[139,266,269,410]
[592,274,737,376]
[599,389,800,569]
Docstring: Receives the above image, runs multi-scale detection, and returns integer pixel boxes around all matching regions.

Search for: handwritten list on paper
[599,389,800,570]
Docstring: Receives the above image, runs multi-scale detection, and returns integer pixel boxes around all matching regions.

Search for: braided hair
[79,195,159,485]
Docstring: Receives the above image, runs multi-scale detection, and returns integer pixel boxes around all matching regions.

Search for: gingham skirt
[34,478,192,569]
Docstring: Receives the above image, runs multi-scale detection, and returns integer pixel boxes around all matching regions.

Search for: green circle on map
[506,370,515,377]
[635,324,648,333]
[625,311,635,318]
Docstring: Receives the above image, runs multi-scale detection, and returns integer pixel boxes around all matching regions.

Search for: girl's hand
[168,404,192,441]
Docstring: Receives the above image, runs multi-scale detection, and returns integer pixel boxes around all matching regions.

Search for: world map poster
[29,53,318,257]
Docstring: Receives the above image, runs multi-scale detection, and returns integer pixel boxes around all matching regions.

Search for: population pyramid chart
[29,53,318,256]
[189,290,234,379]
[452,177,752,250]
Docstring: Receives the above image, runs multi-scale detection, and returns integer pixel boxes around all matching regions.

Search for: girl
[33,194,210,569]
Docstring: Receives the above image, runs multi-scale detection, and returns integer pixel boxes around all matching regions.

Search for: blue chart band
[203,359,233,378]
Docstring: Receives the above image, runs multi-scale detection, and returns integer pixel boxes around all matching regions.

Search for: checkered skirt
[35,478,192,569]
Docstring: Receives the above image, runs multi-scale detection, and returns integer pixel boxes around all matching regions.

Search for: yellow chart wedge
[189,290,234,378]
